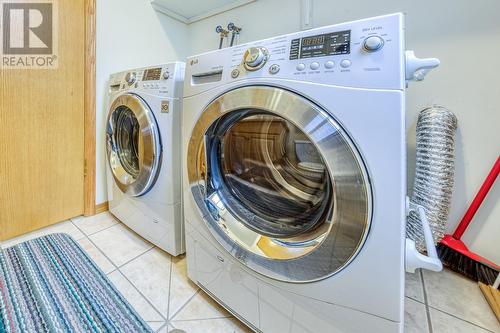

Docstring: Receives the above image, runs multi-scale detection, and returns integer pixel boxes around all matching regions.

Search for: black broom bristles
[437,243,499,288]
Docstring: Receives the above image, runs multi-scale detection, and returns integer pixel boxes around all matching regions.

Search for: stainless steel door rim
[106,93,161,196]
[187,86,372,282]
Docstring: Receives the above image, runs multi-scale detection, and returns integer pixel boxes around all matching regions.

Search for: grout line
[168,289,201,321]
[73,218,167,322]
[421,269,498,333]
[427,305,498,333]
[85,222,119,237]
[172,313,234,323]
[71,219,118,273]
[117,246,155,269]
[166,254,173,320]
[405,295,425,305]
[115,261,169,323]
[155,321,169,333]
[420,269,433,333]
[72,218,166,322]
[171,316,235,323]
[75,218,154,271]
[70,216,119,237]
[69,219,170,324]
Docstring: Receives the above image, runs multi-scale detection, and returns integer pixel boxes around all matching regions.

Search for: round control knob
[243,47,269,71]
[125,72,136,84]
[363,35,384,52]
[162,71,170,80]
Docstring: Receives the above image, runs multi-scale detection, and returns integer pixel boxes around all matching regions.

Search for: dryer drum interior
[115,106,141,177]
[106,93,162,197]
[187,86,373,282]
[207,111,333,239]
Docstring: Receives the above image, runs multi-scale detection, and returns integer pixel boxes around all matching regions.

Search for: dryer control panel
[109,62,185,98]
[184,13,406,97]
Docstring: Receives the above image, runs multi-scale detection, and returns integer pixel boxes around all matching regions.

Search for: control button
[269,64,280,74]
[161,100,169,113]
[125,72,136,85]
[310,62,320,70]
[324,61,335,69]
[363,35,384,52]
[231,69,240,78]
[243,47,269,71]
[153,83,159,89]
[340,59,351,68]
[296,63,306,71]
[162,71,170,80]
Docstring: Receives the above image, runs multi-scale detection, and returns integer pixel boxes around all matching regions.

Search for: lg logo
[1,0,58,69]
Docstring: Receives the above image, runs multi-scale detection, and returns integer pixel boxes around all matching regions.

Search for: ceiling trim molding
[151,0,256,24]
[151,1,189,23]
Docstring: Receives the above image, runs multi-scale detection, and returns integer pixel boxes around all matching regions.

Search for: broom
[437,155,500,286]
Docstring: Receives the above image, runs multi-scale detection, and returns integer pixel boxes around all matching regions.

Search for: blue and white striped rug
[0,233,153,332]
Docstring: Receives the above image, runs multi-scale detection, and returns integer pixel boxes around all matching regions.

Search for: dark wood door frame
[84,0,96,216]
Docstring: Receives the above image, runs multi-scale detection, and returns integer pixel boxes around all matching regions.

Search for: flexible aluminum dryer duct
[407,106,458,252]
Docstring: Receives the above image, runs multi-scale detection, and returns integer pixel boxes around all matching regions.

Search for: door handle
[406,202,443,273]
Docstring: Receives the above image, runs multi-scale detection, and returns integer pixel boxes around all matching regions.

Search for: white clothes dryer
[106,63,185,256]
[182,14,439,332]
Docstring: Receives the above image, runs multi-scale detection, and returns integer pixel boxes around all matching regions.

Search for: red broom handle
[453,155,500,239]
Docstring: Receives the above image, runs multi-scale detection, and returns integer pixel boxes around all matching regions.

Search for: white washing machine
[182,14,440,332]
[106,62,185,256]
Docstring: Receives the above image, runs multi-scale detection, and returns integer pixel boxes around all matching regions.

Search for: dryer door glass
[115,106,140,177]
[187,86,371,282]
[215,113,332,238]
[106,94,161,197]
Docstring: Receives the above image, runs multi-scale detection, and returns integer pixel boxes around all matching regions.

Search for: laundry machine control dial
[363,35,384,52]
[243,47,269,71]
[125,72,137,85]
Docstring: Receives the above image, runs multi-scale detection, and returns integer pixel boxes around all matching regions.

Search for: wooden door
[0,0,86,240]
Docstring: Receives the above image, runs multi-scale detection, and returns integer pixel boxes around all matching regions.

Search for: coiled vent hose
[407,106,458,252]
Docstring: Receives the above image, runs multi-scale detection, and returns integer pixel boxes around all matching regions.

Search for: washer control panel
[185,13,405,95]
[109,63,185,97]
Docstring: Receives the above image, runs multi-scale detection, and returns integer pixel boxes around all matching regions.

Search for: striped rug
[0,233,153,333]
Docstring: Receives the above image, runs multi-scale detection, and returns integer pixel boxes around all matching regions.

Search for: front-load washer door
[187,86,372,282]
[106,93,161,196]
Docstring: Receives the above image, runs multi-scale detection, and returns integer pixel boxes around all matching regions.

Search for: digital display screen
[302,35,325,46]
[290,30,350,60]
[143,67,162,81]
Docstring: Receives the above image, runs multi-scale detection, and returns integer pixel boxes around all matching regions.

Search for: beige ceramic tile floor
[1,212,499,333]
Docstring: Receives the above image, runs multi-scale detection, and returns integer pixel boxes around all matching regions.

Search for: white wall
[96,0,188,204]
[184,0,500,263]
